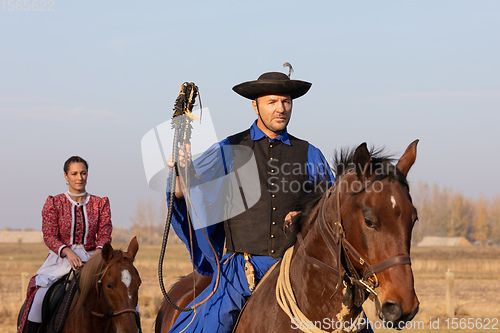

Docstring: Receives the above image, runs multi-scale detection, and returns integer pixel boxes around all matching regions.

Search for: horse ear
[396,139,419,177]
[102,242,114,263]
[127,236,139,259]
[353,142,371,179]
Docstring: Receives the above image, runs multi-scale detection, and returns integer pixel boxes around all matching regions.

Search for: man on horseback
[165,64,334,332]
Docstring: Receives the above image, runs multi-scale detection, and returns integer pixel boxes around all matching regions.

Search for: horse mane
[274,145,408,258]
[75,249,124,310]
[333,146,408,190]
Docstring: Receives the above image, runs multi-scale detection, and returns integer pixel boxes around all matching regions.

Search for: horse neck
[287,204,352,319]
[64,276,113,332]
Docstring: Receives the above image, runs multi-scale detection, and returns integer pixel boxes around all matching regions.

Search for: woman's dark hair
[63,156,89,174]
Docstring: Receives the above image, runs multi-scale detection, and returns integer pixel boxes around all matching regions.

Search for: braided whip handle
[158,83,198,312]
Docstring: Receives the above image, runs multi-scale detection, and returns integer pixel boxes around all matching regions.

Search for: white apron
[35,244,93,287]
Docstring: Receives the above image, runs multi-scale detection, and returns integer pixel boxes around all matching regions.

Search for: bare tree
[473,196,489,245]
[130,199,163,245]
[412,182,499,244]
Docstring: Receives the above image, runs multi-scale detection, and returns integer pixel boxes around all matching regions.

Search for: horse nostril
[381,301,403,323]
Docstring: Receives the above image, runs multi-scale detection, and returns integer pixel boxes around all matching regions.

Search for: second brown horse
[156,140,420,332]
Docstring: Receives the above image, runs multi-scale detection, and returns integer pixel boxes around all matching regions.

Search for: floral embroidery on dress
[42,194,112,256]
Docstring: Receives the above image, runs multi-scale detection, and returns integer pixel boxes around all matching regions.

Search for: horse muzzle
[379,300,419,330]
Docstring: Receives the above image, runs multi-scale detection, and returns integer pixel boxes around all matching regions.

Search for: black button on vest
[224,129,309,257]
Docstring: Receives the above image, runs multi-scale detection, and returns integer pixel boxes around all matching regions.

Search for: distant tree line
[120,182,500,246]
[412,182,500,245]
[115,197,182,246]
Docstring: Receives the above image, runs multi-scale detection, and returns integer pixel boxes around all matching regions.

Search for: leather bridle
[76,259,142,332]
[299,172,412,307]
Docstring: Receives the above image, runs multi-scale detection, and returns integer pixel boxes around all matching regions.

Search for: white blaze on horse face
[391,196,397,209]
[121,269,133,300]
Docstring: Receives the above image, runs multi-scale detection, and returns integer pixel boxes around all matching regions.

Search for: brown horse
[156,141,420,332]
[155,271,211,333]
[18,237,142,333]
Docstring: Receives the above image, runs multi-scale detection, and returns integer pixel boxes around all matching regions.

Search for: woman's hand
[62,247,83,270]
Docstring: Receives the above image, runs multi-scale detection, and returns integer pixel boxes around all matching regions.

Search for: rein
[275,172,413,330]
[276,246,366,333]
[310,173,412,305]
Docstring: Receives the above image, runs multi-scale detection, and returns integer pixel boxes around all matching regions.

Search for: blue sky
[1,1,499,229]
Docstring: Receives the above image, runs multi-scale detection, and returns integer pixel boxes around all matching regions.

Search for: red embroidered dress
[18,193,112,333]
[42,193,112,256]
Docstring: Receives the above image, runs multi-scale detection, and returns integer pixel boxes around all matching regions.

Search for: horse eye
[364,218,375,229]
[106,284,113,290]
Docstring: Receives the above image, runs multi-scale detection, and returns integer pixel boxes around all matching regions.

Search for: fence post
[445,270,454,317]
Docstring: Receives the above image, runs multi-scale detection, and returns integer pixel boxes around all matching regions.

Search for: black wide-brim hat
[233,72,312,100]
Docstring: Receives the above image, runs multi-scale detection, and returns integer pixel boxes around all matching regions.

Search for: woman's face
[64,162,88,193]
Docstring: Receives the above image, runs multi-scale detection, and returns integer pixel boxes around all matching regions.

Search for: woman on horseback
[18,156,113,333]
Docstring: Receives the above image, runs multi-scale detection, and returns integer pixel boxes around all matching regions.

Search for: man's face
[252,94,292,137]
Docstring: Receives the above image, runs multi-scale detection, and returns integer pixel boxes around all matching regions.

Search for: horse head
[328,140,420,328]
[101,237,142,333]
[76,237,142,333]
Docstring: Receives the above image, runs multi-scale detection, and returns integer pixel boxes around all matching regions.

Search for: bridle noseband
[300,173,412,307]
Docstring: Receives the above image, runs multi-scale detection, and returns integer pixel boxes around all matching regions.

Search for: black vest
[224,129,309,257]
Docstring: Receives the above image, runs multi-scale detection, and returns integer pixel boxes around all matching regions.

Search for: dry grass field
[364,247,500,333]
[1,242,499,333]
